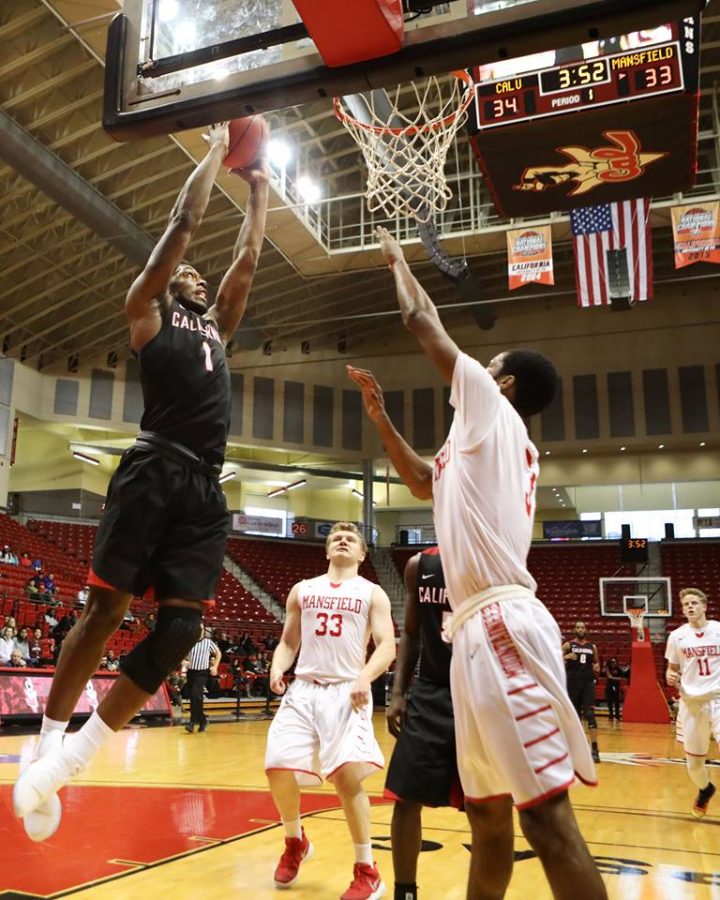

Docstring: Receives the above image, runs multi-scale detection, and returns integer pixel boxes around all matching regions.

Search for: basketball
[223,116,267,170]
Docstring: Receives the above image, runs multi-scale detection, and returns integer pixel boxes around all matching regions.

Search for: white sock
[354,842,373,866]
[38,716,69,757]
[282,818,302,839]
[687,755,710,790]
[63,711,115,768]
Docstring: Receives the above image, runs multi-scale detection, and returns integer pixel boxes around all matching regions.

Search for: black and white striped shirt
[187,637,220,671]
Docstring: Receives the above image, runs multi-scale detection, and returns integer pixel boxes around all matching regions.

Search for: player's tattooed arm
[387,554,423,738]
[347,365,433,500]
[375,225,459,384]
[269,584,302,695]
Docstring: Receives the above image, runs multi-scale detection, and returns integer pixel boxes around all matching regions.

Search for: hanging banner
[671,202,720,268]
[506,225,554,290]
[232,513,284,536]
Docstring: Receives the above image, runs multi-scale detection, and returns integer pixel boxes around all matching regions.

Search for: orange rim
[333,70,474,137]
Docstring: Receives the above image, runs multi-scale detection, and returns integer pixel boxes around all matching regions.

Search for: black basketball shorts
[91,446,229,603]
[567,677,596,715]
[384,678,463,809]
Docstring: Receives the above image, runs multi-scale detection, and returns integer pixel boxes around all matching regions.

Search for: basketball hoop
[334,71,475,223]
[627,607,646,641]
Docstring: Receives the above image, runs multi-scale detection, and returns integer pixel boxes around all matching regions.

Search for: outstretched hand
[347,366,387,424]
[375,226,405,267]
[202,122,230,153]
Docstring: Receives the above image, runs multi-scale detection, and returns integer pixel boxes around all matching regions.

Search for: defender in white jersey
[665,587,720,818]
[265,522,395,900]
[348,226,606,900]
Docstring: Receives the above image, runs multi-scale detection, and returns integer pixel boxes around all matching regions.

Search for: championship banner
[671,202,720,268]
[506,225,554,290]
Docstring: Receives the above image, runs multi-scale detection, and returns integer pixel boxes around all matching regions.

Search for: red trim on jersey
[515,704,552,722]
[265,766,323,785]
[87,568,121,592]
[326,761,384,782]
[515,777,575,810]
[329,582,342,589]
[683,747,708,757]
[534,752,569,775]
[508,682,539,696]
[383,787,402,802]
[422,546,440,557]
[464,792,513,805]
[523,727,560,749]
[574,769,598,787]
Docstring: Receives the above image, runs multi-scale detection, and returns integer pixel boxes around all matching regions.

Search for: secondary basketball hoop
[627,607,646,642]
[333,71,474,223]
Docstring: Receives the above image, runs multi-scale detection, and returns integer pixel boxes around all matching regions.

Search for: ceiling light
[582,449,588,454]
[268,138,293,169]
[267,485,286,498]
[544,450,551,456]
[219,471,236,484]
[620,446,626,452]
[72,451,99,467]
[268,478,307,498]
[699,442,706,447]
[297,175,321,204]
[658,444,664,449]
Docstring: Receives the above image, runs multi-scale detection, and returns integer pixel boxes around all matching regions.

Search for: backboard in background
[599,577,673,618]
[103,0,707,140]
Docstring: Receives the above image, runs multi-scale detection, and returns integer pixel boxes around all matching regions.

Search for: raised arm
[350,585,396,712]
[125,123,230,351]
[208,149,270,343]
[376,226,459,384]
[269,584,302,695]
[347,365,433,500]
[387,554,422,737]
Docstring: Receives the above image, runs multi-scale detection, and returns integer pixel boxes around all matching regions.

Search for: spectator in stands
[216,631,232,654]
[14,627,31,664]
[264,632,279,652]
[25,575,41,600]
[1,545,18,565]
[52,612,77,647]
[40,573,58,603]
[5,616,17,631]
[44,608,59,629]
[105,650,119,672]
[238,630,256,654]
[19,552,32,569]
[9,649,27,668]
[144,612,157,632]
[166,664,187,707]
[76,585,90,608]
[29,628,43,667]
[245,652,268,697]
[604,657,623,725]
[0,625,15,664]
[31,557,43,572]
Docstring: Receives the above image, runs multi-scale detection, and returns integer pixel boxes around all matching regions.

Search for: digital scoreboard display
[620,538,649,564]
[475,42,684,129]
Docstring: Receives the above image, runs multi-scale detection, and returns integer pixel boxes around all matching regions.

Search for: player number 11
[698,658,711,677]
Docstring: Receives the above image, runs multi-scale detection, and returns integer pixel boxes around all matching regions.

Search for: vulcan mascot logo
[513,131,667,197]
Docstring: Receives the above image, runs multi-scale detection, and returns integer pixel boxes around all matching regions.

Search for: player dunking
[348,225,606,900]
[14,122,269,841]
[384,548,461,900]
[563,622,601,762]
[665,587,720,818]
[265,522,395,900]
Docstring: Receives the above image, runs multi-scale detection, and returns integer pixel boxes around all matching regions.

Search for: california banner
[506,225,554,290]
[671,202,720,268]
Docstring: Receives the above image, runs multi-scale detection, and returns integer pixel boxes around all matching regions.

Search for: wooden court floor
[1,715,719,899]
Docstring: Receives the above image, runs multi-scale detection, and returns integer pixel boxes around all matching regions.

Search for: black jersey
[565,638,596,681]
[138,299,231,466]
[417,548,452,686]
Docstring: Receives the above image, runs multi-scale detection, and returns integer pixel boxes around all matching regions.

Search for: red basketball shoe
[273,829,314,888]
[340,862,385,899]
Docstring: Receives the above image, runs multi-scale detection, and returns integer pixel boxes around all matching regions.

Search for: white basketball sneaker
[14,731,83,841]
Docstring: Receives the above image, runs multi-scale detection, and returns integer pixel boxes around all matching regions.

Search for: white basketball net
[627,608,646,641]
[334,72,474,223]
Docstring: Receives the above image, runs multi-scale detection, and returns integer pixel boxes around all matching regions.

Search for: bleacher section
[227,536,380,606]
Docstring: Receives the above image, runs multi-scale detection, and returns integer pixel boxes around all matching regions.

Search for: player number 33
[315,612,343,637]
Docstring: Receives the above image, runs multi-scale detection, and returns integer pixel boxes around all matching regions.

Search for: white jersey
[431,352,537,609]
[665,620,720,700]
[294,574,374,683]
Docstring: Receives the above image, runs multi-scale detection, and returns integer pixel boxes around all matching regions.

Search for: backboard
[599,577,672,618]
[103,0,708,140]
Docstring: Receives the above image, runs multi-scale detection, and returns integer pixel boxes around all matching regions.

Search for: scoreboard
[468,18,701,217]
[476,42,685,130]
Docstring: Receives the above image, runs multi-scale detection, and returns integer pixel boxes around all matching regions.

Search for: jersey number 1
[202,341,213,372]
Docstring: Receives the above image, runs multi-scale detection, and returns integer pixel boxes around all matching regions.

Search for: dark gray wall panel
[313,385,333,447]
[230,373,244,435]
[0,358,14,407]
[607,372,635,437]
[283,381,305,444]
[54,379,79,416]
[412,388,435,449]
[573,374,599,440]
[385,390,405,437]
[89,370,113,420]
[643,369,671,435]
[252,376,274,440]
[678,365,709,433]
[342,389,362,451]
[541,376,565,441]
[122,358,143,423]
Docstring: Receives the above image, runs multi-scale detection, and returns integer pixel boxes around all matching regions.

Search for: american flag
[570,200,653,308]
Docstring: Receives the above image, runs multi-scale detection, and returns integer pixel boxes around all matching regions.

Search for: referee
[185,625,221,733]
